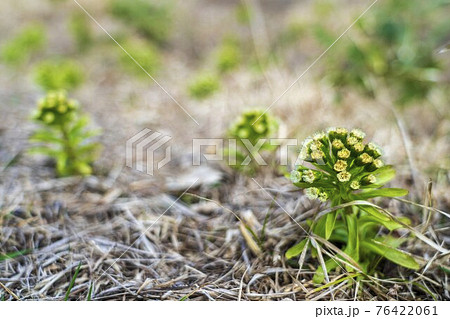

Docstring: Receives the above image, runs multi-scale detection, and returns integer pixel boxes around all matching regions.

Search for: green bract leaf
[358,205,391,221]
[285,238,308,259]
[354,188,408,200]
[375,236,408,249]
[344,214,359,265]
[359,215,411,232]
[370,165,396,186]
[361,239,420,270]
[325,211,338,240]
[313,258,339,284]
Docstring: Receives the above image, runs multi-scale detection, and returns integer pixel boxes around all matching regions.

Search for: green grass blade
[0,250,29,261]
[285,238,308,259]
[64,261,82,301]
[86,281,93,301]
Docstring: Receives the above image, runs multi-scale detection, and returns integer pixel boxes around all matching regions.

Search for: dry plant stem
[377,89,422,192]
[241,0,275,91]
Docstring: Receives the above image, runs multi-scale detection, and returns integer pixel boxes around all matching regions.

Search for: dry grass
[0,166,448,300]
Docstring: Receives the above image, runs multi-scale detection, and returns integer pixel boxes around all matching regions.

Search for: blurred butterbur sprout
[188,72,220,100]
[1,24,46,66]
[34,59,85,92]
[29,91,101,177]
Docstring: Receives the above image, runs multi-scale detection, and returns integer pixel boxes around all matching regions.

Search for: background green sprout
[69,12,94,53]
[109,0,173,45]
[286,127,418,283]
[119,40,161,78]
[226,109,279,175]
[187,73,220,100]
[1,24,46,66]
[34,59,85,92]
[29,91,101,177]
[318,0,449,106]
[216,37,242,74]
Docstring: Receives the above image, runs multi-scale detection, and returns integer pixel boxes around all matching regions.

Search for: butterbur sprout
[226,109,279,175]
[290,127,396,203]
[311,149,325,160]
[30,91,100,177]
[362,174,377,185]
[228,109,278,146]
[287,127,416,281]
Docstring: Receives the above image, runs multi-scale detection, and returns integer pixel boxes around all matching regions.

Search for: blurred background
[0,0,448,186]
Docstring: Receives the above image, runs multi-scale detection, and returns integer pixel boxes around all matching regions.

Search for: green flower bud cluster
[291,127,385,202]
[33,91,78,126]
[229,109,278,146]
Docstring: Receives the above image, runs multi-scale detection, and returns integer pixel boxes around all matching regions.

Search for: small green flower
[350,180,360,190]
[365,142,382,158]
[350,128,366,140]
[337,148,351,159]
[367,158,384,171]
[334,159,348,172]
[310,140,324,151]
[337,170,351,182]
[318,191,329,202]
[43,112,55,124]
[362,174,377,185]
[305,187,320,200]
[332,139,345,150]
[346,136,359,147]
[311,149,325,160]
[356,153,374,166]
[290,170,302,183]
[352,142,365,154]
[303,169,316,183]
